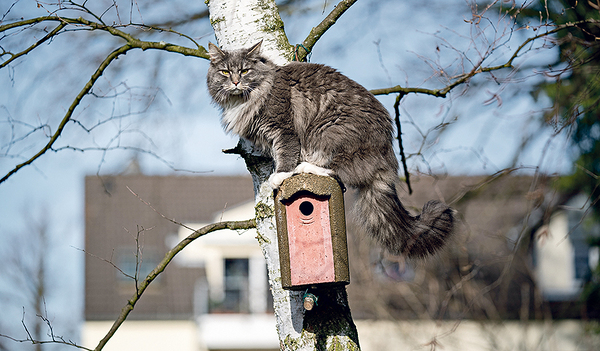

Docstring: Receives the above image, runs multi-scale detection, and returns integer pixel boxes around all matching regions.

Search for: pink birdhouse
[274,173,349,290]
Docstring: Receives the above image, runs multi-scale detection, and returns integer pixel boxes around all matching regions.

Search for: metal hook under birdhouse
[302,291,318,311]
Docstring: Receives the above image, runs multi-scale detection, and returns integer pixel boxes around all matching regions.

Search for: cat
[206,41,454,258]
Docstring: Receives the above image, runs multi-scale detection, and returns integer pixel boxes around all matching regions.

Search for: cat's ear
[246,40,263,58]
[208,42,226,62]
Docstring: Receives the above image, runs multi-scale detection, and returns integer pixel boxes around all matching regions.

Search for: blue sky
[0,0,572,345]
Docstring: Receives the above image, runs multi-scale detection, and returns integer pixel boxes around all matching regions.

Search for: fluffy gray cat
[206,41,454,258]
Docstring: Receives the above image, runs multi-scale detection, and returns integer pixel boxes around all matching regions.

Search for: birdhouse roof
[276,173,342,202]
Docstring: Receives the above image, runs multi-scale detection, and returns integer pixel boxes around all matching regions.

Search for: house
[81,171,599,350]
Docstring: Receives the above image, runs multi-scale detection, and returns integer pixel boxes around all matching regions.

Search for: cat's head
[206,41,273,105]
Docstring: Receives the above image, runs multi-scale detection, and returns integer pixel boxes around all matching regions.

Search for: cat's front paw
[294,162,333,177]
[269,171,294,189]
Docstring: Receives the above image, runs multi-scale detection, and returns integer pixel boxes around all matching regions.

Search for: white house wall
[82,321,199,351]
[535,211,579,299]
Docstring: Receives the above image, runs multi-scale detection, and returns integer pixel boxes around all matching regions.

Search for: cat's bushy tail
[355,178,455,257]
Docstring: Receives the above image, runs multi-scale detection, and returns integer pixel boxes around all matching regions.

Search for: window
[221,258,250,313]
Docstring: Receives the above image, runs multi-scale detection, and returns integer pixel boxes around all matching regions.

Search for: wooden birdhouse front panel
[285,195,335,286]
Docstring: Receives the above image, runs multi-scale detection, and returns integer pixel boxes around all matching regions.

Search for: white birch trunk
[206,1,360,350]
[207,0,292,65]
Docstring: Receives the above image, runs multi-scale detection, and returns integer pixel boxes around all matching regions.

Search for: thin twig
[0,308,92,350]
[74,247,136,281]
[393,94,413,194]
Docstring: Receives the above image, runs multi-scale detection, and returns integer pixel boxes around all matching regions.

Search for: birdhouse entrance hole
[299,201,314,216]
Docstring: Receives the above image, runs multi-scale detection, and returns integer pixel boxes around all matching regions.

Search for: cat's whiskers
[215,89,230,104]
[242,85,255,101]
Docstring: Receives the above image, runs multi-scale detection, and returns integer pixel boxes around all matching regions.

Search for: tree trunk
[206,1,360,350]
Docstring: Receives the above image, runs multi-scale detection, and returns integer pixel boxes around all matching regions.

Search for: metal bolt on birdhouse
[274,173,350,290]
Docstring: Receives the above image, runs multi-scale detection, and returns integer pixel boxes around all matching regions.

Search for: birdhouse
[274,173,350,290]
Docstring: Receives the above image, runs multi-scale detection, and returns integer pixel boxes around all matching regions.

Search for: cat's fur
[207,41,454,257]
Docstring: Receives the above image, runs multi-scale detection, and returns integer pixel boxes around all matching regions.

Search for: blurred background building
[81,169,600,350]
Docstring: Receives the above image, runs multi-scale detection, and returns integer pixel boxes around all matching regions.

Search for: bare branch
[370,19,600,98]
[0,14,211,185]
[298,0,359,61]
[0,16,209,58]
[370,85,449,98]
[0,43,131,185]
[0,22,67,69]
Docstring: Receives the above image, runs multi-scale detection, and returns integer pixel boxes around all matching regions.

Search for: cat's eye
[220,70,230,76]
[240,69,250,75]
